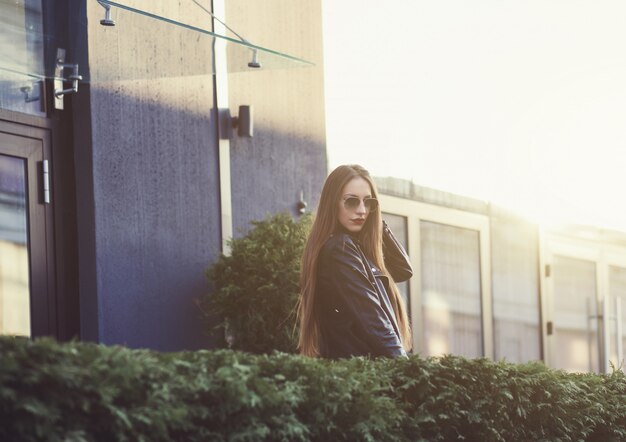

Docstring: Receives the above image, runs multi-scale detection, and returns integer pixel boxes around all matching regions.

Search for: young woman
[298,164,413,358]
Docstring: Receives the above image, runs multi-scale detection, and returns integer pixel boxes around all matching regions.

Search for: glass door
[543,235,626,373]
[607,261,626,372]
[549,254,600,372]
[0,154,30,334]
[0,125,53,337]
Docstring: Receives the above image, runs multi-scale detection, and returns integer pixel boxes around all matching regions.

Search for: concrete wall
[75,1,222,350]
[225,0,327,235]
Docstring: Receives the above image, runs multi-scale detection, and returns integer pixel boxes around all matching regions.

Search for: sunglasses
[342,196,379,211]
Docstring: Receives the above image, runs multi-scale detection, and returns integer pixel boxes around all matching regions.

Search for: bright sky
[323,0,626,231]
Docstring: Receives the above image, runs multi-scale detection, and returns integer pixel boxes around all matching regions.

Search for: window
[382,212,409,308]
[420,220,483,358]
[380,194,493,358]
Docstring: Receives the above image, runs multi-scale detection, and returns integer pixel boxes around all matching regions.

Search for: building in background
[0,0,327,350]
[377,176,626,374]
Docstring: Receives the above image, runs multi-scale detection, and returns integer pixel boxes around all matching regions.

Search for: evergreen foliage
[2,336,626,442]
[200,213,311,354]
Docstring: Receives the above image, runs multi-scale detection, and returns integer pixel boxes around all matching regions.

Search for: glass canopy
[0,0,314,87]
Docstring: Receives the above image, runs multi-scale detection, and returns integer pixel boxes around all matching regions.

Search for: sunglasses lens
[364,198,378,210]
[343,197,378,210]
[344,197,360,210]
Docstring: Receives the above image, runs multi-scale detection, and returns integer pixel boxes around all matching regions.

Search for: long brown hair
[297,164,412,356]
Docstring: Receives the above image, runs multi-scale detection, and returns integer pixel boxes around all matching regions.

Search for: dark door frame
[0,120,56,336]
[0,0,79,340]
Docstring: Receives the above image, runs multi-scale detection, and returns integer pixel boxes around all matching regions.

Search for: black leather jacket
[316,222,413,358]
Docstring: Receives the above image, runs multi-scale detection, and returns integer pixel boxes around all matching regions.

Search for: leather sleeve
[319,236,406,357]
[382,220,413,282]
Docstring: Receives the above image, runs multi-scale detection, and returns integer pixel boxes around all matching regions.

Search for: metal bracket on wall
[54,48,83,110]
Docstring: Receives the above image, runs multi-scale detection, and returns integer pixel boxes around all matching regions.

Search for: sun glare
[324,0,626,233]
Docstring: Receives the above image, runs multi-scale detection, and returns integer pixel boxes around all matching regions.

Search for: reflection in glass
[609,266,626,371]
[0,0,45,115]
[552,256,598,373]
[382,213,409,309]
[421,221,482,358]
[491,218,541,363]
[0,154,30,336]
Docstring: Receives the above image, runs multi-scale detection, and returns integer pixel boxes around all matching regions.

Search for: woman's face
[337,177,374,234]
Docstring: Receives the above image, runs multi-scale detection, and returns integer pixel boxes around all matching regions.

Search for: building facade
[377,176,626,374]
[0,0,327,351]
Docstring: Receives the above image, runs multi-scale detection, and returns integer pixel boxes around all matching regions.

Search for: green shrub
[200,212,311,354]
[2,336,626,441]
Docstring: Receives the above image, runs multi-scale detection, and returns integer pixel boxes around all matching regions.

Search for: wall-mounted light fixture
[232,105,253,138]
[98,1,116,26]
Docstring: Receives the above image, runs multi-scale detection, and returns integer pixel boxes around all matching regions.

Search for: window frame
[379,194,493,358]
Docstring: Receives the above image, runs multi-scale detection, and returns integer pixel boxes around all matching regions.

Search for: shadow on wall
[75,83,325,352]
[229,127,326,238]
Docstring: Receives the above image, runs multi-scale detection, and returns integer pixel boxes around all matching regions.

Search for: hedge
[199,213,312,354]
[1,337,625,441]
